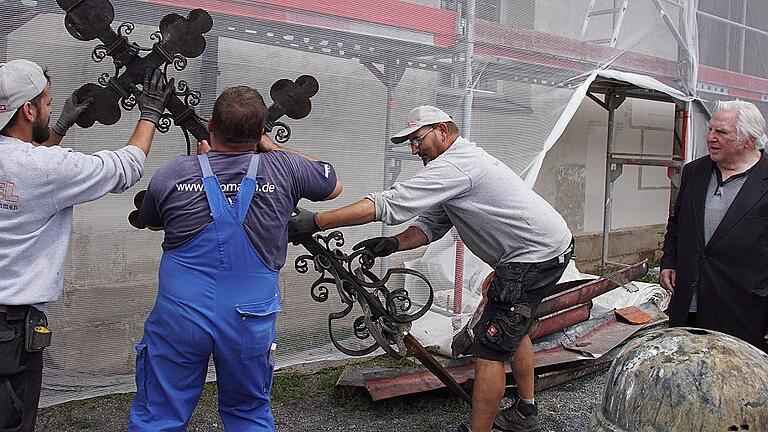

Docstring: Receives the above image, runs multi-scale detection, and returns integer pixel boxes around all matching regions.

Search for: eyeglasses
[409,125,437,148]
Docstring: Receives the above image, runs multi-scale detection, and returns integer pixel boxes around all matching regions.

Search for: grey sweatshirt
[368,137,572,266]
[0,135,145,305]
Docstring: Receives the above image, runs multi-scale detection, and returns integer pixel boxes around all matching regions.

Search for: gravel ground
[36,362,607,432]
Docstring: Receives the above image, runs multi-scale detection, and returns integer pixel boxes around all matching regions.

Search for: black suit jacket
[661,153,768,352]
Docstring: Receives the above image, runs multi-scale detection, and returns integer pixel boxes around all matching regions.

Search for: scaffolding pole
[462,0,475,138]
[380,83,396,272]
[601,91,625,271]
[454,0,475,314]
[199,33,219,119]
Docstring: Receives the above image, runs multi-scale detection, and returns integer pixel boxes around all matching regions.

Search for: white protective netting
[1,0,766,405]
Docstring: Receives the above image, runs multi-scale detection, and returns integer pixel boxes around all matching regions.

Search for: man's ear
[21,102,36,122]
[439,122,449,141]
[207,118,216,144]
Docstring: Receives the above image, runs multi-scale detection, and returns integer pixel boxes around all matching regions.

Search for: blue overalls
[129,153,280,431]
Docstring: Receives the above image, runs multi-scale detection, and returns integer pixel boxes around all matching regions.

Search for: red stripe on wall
[146,0,287,22]
[699,65,768,94]
[146,0,457,42]
[726,88,764,101]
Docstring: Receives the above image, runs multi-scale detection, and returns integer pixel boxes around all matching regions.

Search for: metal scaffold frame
[585,77,687,271]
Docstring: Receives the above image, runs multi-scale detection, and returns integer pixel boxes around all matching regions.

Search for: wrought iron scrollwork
[272,121,291,143]
[172,54,188,72]
[116,21,134,37]
[156,114,174,133]
[92,45,108,62]
[97,72,110,86]
[120,92,137,111]
[176,80,201,108]
[292,229,474,405]
[150,31,163,43]
[294,231,434,359]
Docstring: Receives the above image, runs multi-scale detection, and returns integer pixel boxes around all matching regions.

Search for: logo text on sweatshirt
[0,181,19,211]
[175,182,277,194]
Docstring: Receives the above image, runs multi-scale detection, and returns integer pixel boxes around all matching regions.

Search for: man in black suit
[661,100,768,352]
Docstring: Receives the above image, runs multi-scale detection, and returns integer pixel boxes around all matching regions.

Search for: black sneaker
[456,423,471,432]
[494,398,541,432]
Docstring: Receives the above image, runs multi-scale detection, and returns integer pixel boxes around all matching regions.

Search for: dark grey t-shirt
[140,150,337,270]
[704,167,749,245]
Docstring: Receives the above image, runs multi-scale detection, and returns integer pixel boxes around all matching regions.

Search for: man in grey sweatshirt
[289,105,573,432]
[0,59,172,432]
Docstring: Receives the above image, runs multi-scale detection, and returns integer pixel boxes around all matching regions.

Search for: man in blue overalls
[129,85,342,431]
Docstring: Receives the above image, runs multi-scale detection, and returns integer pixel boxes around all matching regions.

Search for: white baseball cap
[390,105,453,144]
[0,59,48,131]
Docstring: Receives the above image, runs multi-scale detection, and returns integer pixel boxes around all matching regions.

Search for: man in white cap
[0,59,173,432]
[289,105,573,432]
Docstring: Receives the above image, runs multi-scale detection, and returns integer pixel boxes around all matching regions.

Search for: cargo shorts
[472,249,571,362]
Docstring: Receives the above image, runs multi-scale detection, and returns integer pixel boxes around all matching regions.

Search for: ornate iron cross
[57,0,319,152]
[293,231,472,404]
[59,0,212,146]
[58,0,321,228]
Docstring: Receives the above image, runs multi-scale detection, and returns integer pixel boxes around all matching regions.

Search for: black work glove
[52,92,93,136]
[288,207,321,245]
[353,236,399,257]
[137,68,174,125]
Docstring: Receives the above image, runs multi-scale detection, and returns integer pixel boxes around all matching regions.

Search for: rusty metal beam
[342,262,656,401]
[548,277,598,296]
[529,302,591,340]
[361,355,503,401]
[535,310,668,368]
[348,305,668,401]
[535,260,648,318]
[360,348,613,401]
[402,334,472,404]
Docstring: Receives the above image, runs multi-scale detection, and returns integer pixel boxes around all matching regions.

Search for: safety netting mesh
[1,0,765,405]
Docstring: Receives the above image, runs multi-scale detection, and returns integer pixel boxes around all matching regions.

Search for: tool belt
[0,305,52,355]
[24,307,51,353]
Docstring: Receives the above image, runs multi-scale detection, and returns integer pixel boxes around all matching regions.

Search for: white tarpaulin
[523,69,696,186]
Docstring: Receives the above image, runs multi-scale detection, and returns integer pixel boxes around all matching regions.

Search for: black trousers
[0,308,43,432]
[685,312,698,327]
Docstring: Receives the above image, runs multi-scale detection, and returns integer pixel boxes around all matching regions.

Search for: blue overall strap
[234,153,261,223]
[197,153,227,220]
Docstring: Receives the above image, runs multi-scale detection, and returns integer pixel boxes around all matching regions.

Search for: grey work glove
[288,207,321,245]
[137,68,174,125]
[353,236,399,257]
[52,92,93,136]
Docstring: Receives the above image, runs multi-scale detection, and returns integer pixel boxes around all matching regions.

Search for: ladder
[580,0,629,47]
